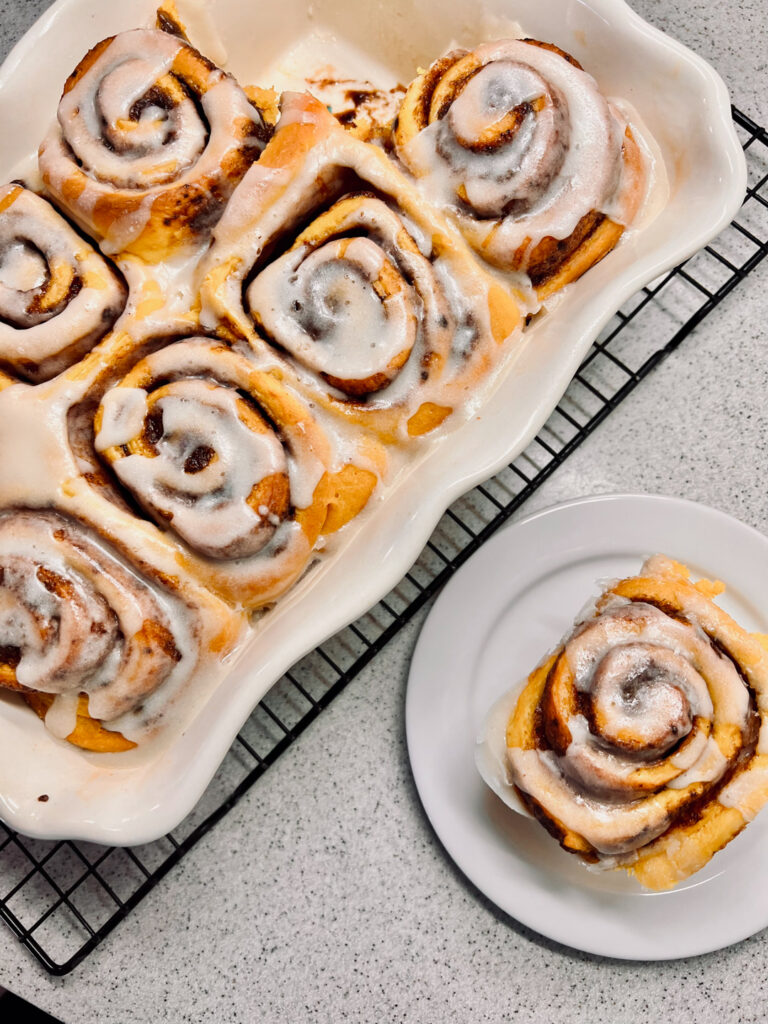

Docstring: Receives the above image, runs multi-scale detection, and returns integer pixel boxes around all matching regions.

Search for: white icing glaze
[474,681,532,817]
[57,32,202,189]
[286,445,326,512]
[0,241,47,291]
[95,387,150,450]
[106,380,289,558]
[45,692,80,740]
[247,235,415,384]
[718,770,768,820]
[666,736,728,790]
[509,747,674,855]
[443,63,563,217]
[0,380,90,506]
[565,601,747,729]
[608,99,670,233]
[98,197,155,258]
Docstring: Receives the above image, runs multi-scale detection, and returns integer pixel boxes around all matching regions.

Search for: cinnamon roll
[479,556,768,890]
[0,184,126,382]
[0,509,205,752]
[394,39,647,297]
[38,27,270,261]
[83,335,370,609]
[200,92,523,444]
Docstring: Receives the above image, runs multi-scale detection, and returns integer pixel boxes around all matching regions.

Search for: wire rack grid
[0,106,767,977]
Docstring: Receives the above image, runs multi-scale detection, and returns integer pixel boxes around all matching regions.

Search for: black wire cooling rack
[1,106,767,977]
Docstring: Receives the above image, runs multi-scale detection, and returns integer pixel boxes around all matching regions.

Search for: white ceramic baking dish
[0,0,746,843]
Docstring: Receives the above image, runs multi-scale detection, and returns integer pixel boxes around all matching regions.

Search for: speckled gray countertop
[0,1,767,1021]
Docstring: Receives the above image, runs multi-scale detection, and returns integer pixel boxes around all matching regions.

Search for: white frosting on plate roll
[477,556,768,890]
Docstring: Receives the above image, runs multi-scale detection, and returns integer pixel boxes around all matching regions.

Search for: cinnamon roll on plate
[478,556,768,890]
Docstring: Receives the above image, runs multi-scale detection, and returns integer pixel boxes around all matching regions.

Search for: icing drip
[44,692,81,741]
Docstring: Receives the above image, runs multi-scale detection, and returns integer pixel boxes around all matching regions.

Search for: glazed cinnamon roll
[479,557,768,890]
[200,92,522,444]
[394,39,647,297]
[38,27,270,261]
[84,335,369,608]
[0,509,204,752]
[0,184,126,382]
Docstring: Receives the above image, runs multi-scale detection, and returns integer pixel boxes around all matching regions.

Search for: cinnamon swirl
[82,335,369,609]
[480,557,768,890]
[0,509,206,752]
[200,92,522,443]
[38,27,270,261]
[0,184,126,382]
[394,39,646,297]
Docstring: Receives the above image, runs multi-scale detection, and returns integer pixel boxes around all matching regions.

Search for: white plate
[406,494,768,960]
[0,0,748,844]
